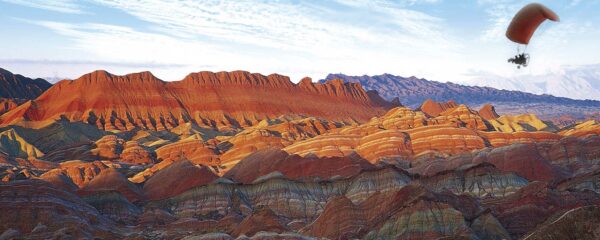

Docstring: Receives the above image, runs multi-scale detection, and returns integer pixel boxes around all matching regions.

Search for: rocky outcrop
[0,129,43,159]
[432,105,490,130]
[3,121,105,154]
[0,98,25,115]
[559,120,600,137]
[224,148,374,184]
[302,196,366,239]
[282,134,361,158]
[142,160,218,200]
[480,131,562,147]
[418,99,458,117]
[408,126,486,156]
[488,114,557,132]
[478,104,500,120]
[120,140,155,164]
[78,168,143,202]
[53,160,109,187]
[155,137,219,166]
[231,207,288,237]
[91,135,123,160]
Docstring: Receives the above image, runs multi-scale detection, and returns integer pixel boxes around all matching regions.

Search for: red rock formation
[481,131,562,147]
[478,104,500,120]
[283,133,361,158]
[483,182,600,238]
[0,180,117,239]
[38,169,78,192]
[0,98,25,115]
[559,120,600,137]
[302,196,366,239]
[431,105,490,130]
[92,135,123,160]
[418,99,458,117]
[143,160,218,200]
[78,168,144,202]
[0,70,396,129]
[155,137,219,166]
[55,160,109,187]
[544,135,600,172]
[407,126,486,156]
[411,142,568,182]
[119,141,155,165]
[224,148,374,184]
[355,130,413,163]
[231,207,288,237]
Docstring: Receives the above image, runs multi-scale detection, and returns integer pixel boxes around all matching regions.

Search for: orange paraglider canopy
[506,3,559,45]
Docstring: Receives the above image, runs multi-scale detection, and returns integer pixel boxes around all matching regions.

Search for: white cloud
[89,0,454,53]
[16,0,466,82]
[1,0,83,13]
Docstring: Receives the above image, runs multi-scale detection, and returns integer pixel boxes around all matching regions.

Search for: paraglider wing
[506,3,559,45]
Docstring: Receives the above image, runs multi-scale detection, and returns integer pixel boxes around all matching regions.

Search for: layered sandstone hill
[478,104,500,120]
[559,120,600,137]
[418,99,458,117]
[283,104,566,163]
[488,114,557,133]
[0,70,397,130]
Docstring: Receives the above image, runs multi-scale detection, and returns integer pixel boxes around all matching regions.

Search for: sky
[1,0,599,99]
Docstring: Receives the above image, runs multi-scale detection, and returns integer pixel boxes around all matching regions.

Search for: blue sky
[1,0,599,95]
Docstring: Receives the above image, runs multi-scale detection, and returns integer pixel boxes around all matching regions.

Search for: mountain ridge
[0,68,52,100]
[322,73,600,107]
[0,69,398,130]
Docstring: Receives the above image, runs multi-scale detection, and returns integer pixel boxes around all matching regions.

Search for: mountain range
[323,73,600,125]
[462,64,600,101]
[1,67,600,239]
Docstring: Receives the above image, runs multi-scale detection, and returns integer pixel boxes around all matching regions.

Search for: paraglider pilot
[505,3,559,69]
[508,53,528,69]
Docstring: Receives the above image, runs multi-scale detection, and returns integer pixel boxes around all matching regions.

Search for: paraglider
[506,3,559,68]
